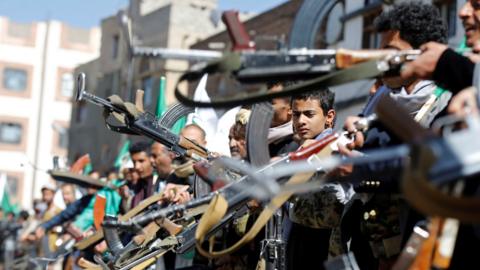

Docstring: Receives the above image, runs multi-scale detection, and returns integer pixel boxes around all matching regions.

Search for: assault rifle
[75,73,209,161]
[174,47,423,109]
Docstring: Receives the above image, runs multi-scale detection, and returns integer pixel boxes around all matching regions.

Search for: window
[112,35,119,59]
[60,73,74,97]
[0,122,22,144]
[3,68,27,92]
[59,130,68,149]
[52,122,68,150]
[4,20,36,47]
[141,76,154,107]
[362,4,382,49]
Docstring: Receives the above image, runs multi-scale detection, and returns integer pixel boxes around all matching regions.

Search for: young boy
[286,89,352,269]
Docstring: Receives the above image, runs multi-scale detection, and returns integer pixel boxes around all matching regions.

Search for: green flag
[83,162,93,175]
[457,36,468,53]
[156,76,185,135]
[0,173,17,214]
[114,140,131,168]
[156,76,167,117]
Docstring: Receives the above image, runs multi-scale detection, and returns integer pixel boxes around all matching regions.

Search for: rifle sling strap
[175,58,387,108]
[402,145,480,223]
[194,144,332,258]
[376,95,480,223]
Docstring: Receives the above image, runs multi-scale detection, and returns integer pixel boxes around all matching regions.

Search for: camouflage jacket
[289,175,355,257]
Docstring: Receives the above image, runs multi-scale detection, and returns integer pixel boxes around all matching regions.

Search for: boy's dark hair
[374,1,447,49]
[291,88,335,116]
[19,210,29,220]
[128,141,152,155]
[266,80,298,90]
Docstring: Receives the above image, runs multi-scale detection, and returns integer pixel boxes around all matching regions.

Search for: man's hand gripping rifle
[75,73,209,161]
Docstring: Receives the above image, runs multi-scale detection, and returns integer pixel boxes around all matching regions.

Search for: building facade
[0,17,100,209]
[69,0,244,169]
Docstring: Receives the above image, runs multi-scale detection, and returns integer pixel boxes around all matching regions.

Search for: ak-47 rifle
[75,73,209,161]
[173,47,422,108]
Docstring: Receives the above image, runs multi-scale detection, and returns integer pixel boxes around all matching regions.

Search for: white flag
[187,74,239,156]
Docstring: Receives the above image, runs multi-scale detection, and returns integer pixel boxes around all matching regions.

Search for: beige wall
[0,16,100,209]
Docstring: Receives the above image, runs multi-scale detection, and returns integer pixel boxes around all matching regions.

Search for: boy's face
[131,151,153,179]
[292,98,333,142]
[379,30,416,90]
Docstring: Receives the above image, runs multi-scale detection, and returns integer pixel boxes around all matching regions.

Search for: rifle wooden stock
[222,10,255,51]
[432,218,459,269]
[193,161,226,190]
[135,89,145,112]
[432,181,464,269]
[178,136,209,159]
[132,218,182,246]
[409,217,442,270]
[336,48,420,69]
[393,224,430,270]
[289,134,339,161]
[157,217,182,235]
[133,222,158,246]
[77,257,102,270]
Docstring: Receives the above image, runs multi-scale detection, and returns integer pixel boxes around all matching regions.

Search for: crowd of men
[2,1,480,269]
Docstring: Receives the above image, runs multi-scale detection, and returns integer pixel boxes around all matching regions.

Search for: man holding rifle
[336,2,451,270]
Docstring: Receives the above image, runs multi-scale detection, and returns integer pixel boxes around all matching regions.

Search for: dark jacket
[433,48,475,94]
